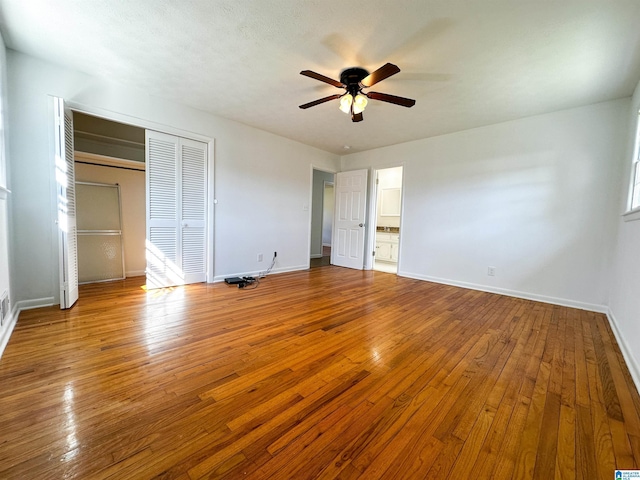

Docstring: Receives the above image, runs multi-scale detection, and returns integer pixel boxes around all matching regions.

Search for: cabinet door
[390,243,399,262]
[377,242,391,261]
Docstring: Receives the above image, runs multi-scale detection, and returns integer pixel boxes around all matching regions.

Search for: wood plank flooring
[1,267,639,479]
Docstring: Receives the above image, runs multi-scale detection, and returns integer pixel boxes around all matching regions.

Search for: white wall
[0,32,15,356]
[310,169,334,257]
[608,79,640,389]
[343,99,629,311]
[74,159,146,277]
[7,51,339,308]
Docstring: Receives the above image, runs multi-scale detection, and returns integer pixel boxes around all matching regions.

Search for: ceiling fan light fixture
[339,94,353,114]
[353,94,368,114]
[300,63,415,121]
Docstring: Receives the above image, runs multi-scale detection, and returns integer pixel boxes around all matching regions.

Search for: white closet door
[146,130,207,289]
[180,139,207,284]
[54,97,79,309]
[146,131,179,288]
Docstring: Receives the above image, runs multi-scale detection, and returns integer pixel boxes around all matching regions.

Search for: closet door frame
[51,101,215,305]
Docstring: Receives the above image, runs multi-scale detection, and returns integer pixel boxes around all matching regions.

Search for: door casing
[51,99,215,306]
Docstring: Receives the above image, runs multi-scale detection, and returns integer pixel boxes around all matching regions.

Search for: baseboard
[322,243,332,247]
[15,297,56,311]
[126,270,146,278]
[310,254,323,259]
[398,271,608,313]
[0,304,18,359]
[213,264,309,283]
[606,308,640,395]
[0,296,60,359]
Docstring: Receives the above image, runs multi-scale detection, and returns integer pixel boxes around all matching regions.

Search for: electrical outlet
[488,266,496,276]
[257,253,263,262]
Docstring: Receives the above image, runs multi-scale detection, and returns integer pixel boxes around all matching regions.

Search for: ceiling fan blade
[300,70,344,88]
[360,63,401,87]
[366,91,416,108]
[352,112,363,122]
[299,94,342,109]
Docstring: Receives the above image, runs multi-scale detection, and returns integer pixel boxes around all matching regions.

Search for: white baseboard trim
[0,304,18,359]
[15,297,56,311]
[213,264,309,283]
[606,308,640,395]
[322,243,332,247]
[397,271,608,313]
[310,254,323,259]
[126,270,146,278]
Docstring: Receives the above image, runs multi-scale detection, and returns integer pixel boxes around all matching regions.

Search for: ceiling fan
[299,63,416,122]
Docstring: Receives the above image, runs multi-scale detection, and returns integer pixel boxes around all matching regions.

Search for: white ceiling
[1,0,640,155]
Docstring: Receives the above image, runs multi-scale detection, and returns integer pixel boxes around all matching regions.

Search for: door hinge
[372,251,376,256]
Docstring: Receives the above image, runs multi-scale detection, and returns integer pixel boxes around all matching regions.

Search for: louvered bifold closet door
[54,97,79,309]
[146,131,179,289]
[63,106,79,306]
[146,130,207,289]
[180,139,207,284]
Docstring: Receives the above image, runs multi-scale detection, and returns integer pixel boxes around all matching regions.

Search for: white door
[180,138,207,284]
[54,97,79,309]
[146,130,207,289]
[332,169,368,269]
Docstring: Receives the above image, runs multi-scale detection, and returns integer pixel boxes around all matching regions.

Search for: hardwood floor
[310,246,331,268]
[1,267,639,479]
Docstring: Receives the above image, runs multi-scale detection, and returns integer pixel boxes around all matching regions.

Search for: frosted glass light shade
[339,94,353,113]
[353,94,368,114]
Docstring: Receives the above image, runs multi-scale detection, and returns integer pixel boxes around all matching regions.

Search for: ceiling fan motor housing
[340,67,369,96]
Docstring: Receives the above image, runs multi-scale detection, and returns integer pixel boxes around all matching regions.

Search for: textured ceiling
[1,0,640,155]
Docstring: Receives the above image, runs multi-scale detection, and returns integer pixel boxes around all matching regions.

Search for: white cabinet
[377,241,391,260]
[375,232,399,262]
[390,242,399,262]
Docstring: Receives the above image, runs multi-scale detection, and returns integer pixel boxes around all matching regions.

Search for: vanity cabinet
[390,241,399,262]
[375,232,399,262]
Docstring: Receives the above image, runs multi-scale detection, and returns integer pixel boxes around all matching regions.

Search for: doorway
[322,181,334,258]
[73,112,147,283]
[310,169,335,268]
[54,99,213,309]
[373,166,403,274]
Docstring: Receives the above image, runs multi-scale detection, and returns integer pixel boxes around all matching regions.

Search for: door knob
[359,223,364,227]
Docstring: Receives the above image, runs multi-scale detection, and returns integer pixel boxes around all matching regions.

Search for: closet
[76,182,125,283]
